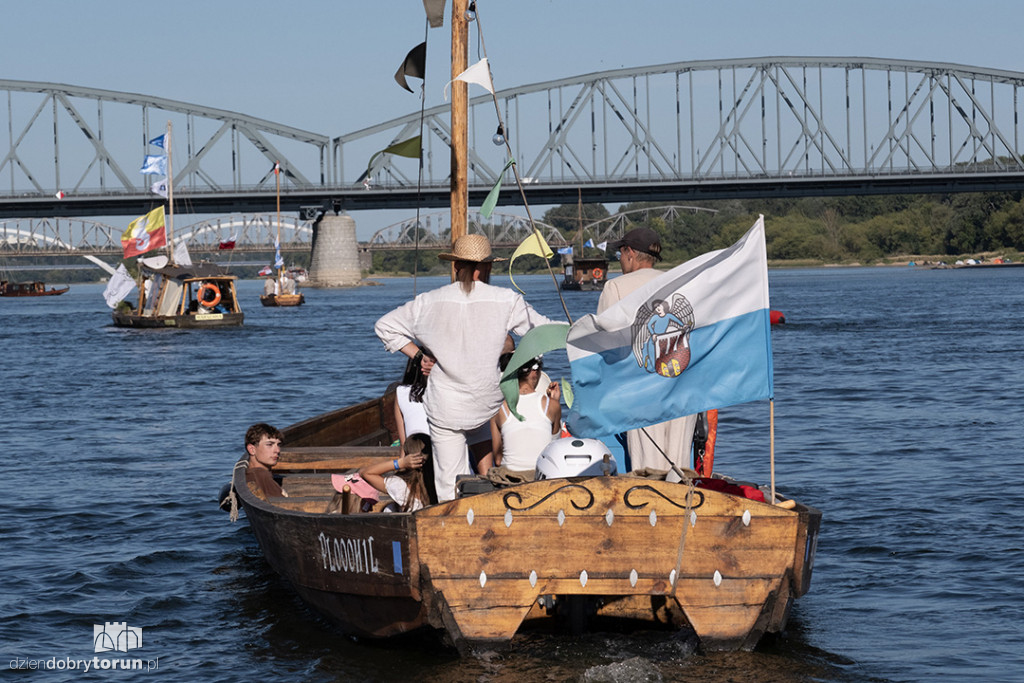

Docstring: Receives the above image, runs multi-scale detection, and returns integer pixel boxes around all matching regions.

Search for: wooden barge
[232,390,820,652]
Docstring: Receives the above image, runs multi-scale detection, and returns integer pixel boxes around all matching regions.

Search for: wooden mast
[449,0,469,279]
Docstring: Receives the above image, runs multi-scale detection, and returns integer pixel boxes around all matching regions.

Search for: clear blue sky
[3,0,1021,236]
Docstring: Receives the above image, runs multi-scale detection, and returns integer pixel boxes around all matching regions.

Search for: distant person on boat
[374,234,557,502]
[263,277,277,296]
[599,227,697,473]
[244,423,287,499]
[281,274,296,295]
[359,434,432,512]
[489,353,561,479]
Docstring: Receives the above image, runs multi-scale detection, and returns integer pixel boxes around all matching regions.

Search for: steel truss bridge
[3,56,1024,221]
[0,206,712,260]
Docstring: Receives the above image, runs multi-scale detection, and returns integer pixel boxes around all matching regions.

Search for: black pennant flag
[395,42,427,93]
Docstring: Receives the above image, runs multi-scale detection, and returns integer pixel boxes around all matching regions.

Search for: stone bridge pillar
[307,213,362,287]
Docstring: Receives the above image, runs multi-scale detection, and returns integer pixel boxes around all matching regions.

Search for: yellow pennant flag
[508,229,553,294]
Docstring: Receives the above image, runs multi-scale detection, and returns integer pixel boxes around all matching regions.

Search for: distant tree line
[583,192,1024,265]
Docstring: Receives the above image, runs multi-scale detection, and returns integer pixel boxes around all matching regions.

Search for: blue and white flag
[557,246,573,255]
[148,134,166,148]
[584,238,595,248]
[140,154,167,175]
[565,216,773,437]
[274,239,284,268]
[150,177,168,198]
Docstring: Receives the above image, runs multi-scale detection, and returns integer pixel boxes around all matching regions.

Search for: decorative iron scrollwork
[624,484,704,510]
[504,483,595,511]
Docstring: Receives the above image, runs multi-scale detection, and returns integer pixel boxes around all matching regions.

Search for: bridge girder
[4,57,1024,219]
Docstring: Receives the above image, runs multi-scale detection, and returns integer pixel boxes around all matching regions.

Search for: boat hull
[260,293,305,307]
[233,394,821,652]
[0,283,69,297]
[112,311,244,328]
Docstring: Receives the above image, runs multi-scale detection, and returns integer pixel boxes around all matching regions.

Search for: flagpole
[770,399,776,504]
[166,121,175,265]
[276,162,282,290]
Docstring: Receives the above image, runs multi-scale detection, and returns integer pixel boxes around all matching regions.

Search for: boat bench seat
[275,445,401,473]
[267,493,396,514]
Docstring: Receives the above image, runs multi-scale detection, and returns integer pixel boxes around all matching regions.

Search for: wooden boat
[0,280,69,297]
[231,390,820,652]
[260,292,304,307]
[228,0,819,654]
[560,192,607,291]
[259,161,305,307]
[561,256,608,291]
[112,261,243,328]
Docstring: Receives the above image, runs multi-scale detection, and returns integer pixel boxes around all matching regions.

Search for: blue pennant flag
[557,246,573,255]
[584,238,595,248]
[148,134,166,149]
[140,154,167,175]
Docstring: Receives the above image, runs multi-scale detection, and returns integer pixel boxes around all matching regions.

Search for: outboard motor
[535,437,617,479]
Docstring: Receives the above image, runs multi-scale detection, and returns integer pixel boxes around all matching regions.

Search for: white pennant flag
[151,178,169,198]
[173,240,193,266]
[444,58,495,101]
[597,241,608,252]
[103,263,137,309]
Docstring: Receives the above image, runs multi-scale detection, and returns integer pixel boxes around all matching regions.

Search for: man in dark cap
[598,227,697,473]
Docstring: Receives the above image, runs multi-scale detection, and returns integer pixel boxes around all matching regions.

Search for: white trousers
[427,421,488,501]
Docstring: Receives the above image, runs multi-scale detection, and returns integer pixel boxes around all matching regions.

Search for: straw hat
[438,234,507,262]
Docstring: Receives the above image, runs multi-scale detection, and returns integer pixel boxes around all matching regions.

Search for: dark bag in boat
[456,475,500,497]
[695,477,765,502]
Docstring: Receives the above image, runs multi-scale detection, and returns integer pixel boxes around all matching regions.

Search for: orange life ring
[591,267,604,280]
[197,283,221,308]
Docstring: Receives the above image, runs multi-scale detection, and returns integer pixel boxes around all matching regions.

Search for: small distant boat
[259,162,305,307]
[560,192,607,291]
[112,261,243,328]
[561,257,608,291]
[0,280,69,297]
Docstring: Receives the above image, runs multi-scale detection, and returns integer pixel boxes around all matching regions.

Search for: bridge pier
[307,213,362,287]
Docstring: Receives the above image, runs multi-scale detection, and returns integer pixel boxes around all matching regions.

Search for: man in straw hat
[599,227,697,473]
[375,234,557,501]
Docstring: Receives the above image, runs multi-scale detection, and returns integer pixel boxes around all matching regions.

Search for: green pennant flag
[365,136,422,179]
[480,158,515,218]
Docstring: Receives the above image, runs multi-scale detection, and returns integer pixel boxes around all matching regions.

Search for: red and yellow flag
[121,206,166,258]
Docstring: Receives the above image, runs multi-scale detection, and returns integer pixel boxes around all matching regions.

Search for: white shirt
[375,281,556,430]
[500,390,555,471]
[396,385,430,437]
[385,475,424,512]
[597,268,663,314]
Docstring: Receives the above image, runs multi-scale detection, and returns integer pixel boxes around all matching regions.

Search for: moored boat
[258,161,305,308]
[0,280,70,297]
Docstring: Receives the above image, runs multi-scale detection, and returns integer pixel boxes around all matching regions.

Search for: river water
[3,266,1023,682]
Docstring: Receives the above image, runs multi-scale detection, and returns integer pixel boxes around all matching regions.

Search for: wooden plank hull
[260,293,305,307]
[234,393,820,652]
[112,311,244,328]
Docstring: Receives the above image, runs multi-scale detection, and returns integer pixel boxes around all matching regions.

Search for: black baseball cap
[609,227,662,261]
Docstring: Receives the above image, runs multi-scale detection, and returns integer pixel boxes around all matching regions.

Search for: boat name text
[318,532,379,575]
